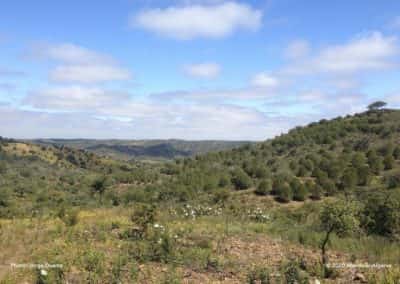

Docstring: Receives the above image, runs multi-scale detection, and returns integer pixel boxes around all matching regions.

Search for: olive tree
[367,101,387,111]
[319,200,359,267]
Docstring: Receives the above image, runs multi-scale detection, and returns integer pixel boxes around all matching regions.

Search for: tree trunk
[321,229,333,278]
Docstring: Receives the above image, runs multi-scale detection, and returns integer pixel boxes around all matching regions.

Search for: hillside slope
[1,109,400,283]
[165,109,400,199]
[29,139,252,160]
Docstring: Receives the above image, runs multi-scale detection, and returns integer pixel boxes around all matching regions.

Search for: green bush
[247,266,271,284]
[231,169,252,190]
[255,179,272,196]
[81,250,105,282]
[386,172,400,189]
[384,154,395,170]
[309,183,322,200]
[276,183,292,203]
[362,192,400,239]
[130,204,156,238]
[293,183,308,201]
[281,260,308,284]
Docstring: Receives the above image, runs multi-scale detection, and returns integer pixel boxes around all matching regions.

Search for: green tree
[255,179,272,196]
[386,172,400,189]
[231,169,252,190]
[367,150,384,175]
[384,154,395,170]
[362,191,400,239]
[91,177,107,203]
[310,183,322,200]
[367,101,387,111]
[341,167,358,191]
[292,182,308,201]
[319,200,359,268]
[296,165,308,177]
[351,152,367,169]
[130,204,156,238]
[357,165,371,186]
[275,183,292,203]
[318,177,337,196]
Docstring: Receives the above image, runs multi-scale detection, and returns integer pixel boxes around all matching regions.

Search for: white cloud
[316,32,398,73]
[284,39,309,59]
[132,1,262,40]
[284,32,398,75]
[30,43,114,64]
[50,64,131,83]
[250,72,279,88]
[25,86,130,110]
[4,102,279,140]
[183,62,221,79]
[150,87,276,102]
[29,43,132,83]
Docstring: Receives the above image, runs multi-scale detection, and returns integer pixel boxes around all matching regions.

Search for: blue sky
[1,0,400,140]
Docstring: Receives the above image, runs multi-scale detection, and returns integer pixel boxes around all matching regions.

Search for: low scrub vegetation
[0,107,400,282]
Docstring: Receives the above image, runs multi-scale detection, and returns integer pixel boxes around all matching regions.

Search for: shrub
[130,204,156,238]
[58,207,79,227]
[281,260,308,284]
[247,266,271,284]
[148,232,175,263]
[213,188,230,204]
[386,172,400,189]
[357,165,371,186]
[81,250,105,282]
[318,177,337,196]
[276,184,292,203]
[293,183,308,201]
[340,167,358,190]
[255,179,272,196]
[91,177,107,203]
[367,150,384,174]
[309,183,322,200]
[384,154,395,170]
[362,192,400,239]
[231,169,252,190]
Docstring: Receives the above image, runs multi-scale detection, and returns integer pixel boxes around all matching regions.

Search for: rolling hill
[28,139,252,161]
[1,108,400,283]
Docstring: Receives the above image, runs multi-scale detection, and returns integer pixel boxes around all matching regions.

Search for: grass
[2,200,398,283]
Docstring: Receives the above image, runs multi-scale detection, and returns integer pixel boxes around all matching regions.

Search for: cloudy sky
[1,0,400,140]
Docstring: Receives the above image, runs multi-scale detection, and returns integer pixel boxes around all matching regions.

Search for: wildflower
[40,269,48,276]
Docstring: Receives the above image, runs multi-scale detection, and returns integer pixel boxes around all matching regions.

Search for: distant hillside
[0,138,163,217]
[162,108,400,207]
[28,139,252,160]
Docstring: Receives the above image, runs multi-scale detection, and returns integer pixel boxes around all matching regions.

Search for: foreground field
[1,197,399,283]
